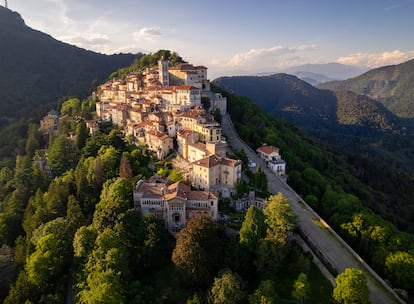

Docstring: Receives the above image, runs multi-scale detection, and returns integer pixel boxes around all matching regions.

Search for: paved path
[221,114,403,304]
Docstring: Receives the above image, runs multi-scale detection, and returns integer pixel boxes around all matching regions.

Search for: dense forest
[1,50,413,303]
[219,87,414,300]
[318,58,414,118]
[212,74,414,174]
[0,101,336,304]
[0,52,340,304]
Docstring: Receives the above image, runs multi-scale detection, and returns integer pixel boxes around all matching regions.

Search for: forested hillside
[0,53,335,304]
[1,48,413,302]
[0,7,141,119]
[318,58,414,118]
[218,87,414,299]
[213,74,414,171]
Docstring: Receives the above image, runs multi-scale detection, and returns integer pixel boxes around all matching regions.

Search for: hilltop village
[95,59,240,233]
[39,58,286,234]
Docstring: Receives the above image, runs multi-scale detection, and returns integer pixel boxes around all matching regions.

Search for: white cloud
[209,44,318,75]
[134,27,163,41]
[19,0,71,32]
[67,35,111,48]
[226,44,317,67]
[337,49,414,68]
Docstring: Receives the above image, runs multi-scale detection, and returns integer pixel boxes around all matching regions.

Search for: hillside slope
[213,74,399,133]
[318,59,414,118]
[0,7,140,118]
[213,74,414,171]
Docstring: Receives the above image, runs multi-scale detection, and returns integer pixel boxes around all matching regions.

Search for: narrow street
[221,114,404,304]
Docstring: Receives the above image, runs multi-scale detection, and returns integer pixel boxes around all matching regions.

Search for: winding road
[221,114,404,304]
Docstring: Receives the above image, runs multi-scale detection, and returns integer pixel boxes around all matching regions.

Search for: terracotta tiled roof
[256,145,280,155]
[147,130,169,140]
[187,190,218,201]
[177,128,195,138]
[163,181,217,201]
[136,181,165,198]
[193,155,240,168]
[188,142,207,152]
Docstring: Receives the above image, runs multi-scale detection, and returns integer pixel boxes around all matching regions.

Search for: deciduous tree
[263,193,298,246]
[26,234,65,288]
[172,214,222,287]
[333,268,369,304]
[78,269,127,304]
[248,280,278,304]
[291,273,310,304]
[385,251,414,292]
[210,269,245,304]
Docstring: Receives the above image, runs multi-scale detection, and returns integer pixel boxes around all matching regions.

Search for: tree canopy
[210,269,246,304]
[333,268,369,304]
[172,214,222,287]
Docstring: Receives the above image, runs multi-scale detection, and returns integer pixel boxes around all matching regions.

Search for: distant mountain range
[252,63,368,85]
[214,73,399,133]
[318,59,414,118]
[283,63,368,81]
[0,7,141,118]
[283,71,334,86]
[213,72,414,170]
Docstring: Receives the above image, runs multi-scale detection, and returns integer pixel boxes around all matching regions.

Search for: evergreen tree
[119,153,132,180]
[239,205,266,252]
[75,121,88,150]
[48,135,77,175]
[25,123,42,158]
[66,195,86,233]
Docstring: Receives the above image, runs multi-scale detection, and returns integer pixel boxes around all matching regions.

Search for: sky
[6,0,414,78]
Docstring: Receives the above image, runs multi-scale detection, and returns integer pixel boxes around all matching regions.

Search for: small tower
[158,57,169,87]
[5,0,8,8]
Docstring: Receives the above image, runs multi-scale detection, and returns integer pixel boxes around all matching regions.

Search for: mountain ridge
[0,7,141,118]
[214,73,399,133]
[212,73,414,171]
[317,58,414,118]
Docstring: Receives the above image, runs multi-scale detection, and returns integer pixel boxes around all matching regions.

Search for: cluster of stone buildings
[93,58,242,234]
[95,59,227,160]
[37,57,287,235]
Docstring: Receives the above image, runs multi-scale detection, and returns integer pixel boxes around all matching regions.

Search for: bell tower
[158,57,169,87]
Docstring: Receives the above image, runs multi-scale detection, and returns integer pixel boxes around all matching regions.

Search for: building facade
[256,145,286,176]
[133,179,218,234]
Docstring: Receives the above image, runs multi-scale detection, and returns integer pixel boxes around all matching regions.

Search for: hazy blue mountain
[283,63,368,80]
[0,6,141,118]
[286,71,335,85]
